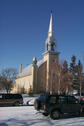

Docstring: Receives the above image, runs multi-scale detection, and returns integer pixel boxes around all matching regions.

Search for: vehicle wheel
[42,113,49,116]
[50,110,60,120]
[80,108,84,116]
[34,99,40,110]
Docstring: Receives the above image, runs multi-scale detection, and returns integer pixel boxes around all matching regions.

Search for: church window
[51,44,54,51]
[52,59,55,63]
[24,81,25,88]
[28,81,30,88]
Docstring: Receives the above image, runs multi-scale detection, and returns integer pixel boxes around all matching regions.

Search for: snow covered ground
[0,96,84,126]
[0,106,84,126]
[22,95,39,105]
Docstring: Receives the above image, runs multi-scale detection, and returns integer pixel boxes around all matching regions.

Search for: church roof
[37,59,46,68]
[17,64,32,78]
[17,59,46,78]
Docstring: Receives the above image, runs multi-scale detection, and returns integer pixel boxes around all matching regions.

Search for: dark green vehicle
[34,94,84,119]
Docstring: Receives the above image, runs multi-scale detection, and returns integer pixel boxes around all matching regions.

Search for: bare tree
[1,68,17,82]
[50,61,60,94]
[0,68,17,93]
[50,61,72,94]
[0,77,4,90]
[50,61,63,94]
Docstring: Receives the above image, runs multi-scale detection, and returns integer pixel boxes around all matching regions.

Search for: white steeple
[48,12,53,37]
[45,12,56,52]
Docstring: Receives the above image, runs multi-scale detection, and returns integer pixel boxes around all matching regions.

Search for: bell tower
[43,12,60,93]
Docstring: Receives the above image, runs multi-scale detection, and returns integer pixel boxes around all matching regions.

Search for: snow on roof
[18,64,32,78]
[17,59,46,78]
[37,59,46,68]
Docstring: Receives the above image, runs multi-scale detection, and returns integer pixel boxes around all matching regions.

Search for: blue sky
[0,0,84,72]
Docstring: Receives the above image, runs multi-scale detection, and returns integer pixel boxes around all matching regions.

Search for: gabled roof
[17,59,46,78]
[17,64,32,78]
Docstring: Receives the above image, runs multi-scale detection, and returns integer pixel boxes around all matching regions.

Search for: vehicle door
[67,96,81,113]
[4,94,12,105]
[49,96,59,110]
[59,96,70,113]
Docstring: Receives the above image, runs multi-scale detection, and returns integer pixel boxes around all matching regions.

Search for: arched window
[51,43,54,51]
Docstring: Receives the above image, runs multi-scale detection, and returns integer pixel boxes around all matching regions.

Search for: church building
[14,13,60,94]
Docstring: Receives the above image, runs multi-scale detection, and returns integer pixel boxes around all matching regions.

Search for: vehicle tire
[80,107,84,116]
[34,99,40,110]
[42,113,49,116]
[50,110,60,120]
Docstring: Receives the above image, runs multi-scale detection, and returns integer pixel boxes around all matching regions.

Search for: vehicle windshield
[39,94,49,102]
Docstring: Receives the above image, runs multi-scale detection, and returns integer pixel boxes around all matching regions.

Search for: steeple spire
[45,12,56,52]
[48,11,53,37]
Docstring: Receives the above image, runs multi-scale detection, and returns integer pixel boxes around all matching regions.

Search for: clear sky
[0,0,84,72]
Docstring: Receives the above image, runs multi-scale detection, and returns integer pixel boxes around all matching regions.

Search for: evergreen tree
[69,55,78,91]
[78,60,82,75]
[69,56,83,94]
[70,55,77,74]
[77,60,83,96]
